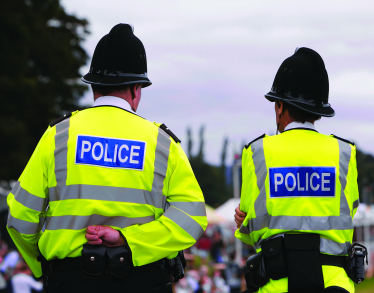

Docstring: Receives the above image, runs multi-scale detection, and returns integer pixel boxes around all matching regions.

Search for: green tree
[0,0,89,180]
[187,126,231,207]
[356,148,374,203]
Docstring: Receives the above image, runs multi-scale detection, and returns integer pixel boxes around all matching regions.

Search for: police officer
[234,47,360,293]
[7,23,207,293]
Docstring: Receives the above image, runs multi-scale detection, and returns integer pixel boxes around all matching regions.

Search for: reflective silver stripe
[11,181,47,212]
[353,200,359,210]
[151,128,171,211]
[338,140,352,217]
[49,185,164,209]
[163,207,204,241]
[54,119,70,186]
[169,202,206,217]
[45,215,155,231]
[7,215,44,235]
[252,139,269,219]
[320,238,351,255]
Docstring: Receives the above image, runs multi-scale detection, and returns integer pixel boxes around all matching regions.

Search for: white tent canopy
[215,198,241,222]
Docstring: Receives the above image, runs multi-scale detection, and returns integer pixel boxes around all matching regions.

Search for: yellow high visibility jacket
[235,128,359,293]
[7,106,207,278]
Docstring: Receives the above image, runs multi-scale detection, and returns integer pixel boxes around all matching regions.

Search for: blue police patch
[75,135,146,170]
[269,167,336,198]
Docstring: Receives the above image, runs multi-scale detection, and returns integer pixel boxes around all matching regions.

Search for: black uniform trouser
[48,266,173,293]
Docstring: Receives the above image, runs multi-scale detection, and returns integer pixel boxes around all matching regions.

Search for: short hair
[282,101,321,123]
[91,84,131,96]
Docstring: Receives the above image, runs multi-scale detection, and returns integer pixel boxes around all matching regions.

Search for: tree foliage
[0,0,89,180]
[187,126,232,207]
[356,149,374,202]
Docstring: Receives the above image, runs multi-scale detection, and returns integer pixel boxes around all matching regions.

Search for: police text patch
[75,135,146,170]
[269,167,336,198]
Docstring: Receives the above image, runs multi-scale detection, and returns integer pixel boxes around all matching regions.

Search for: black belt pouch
[81,244,107,277]
[106,246,133,278]
[245,252,268,288]
[284,234,324,293]
[261,237,287,280]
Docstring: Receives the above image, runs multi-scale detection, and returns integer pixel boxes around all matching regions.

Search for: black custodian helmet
[82,23,151,87]
[265,47,334,117]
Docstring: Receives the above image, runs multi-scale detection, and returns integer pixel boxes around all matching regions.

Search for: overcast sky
[61,0,374,165]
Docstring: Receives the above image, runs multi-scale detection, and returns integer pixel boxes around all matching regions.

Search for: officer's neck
[278,111,314,133]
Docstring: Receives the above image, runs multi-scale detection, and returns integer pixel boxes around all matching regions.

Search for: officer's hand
[85,225,126,247]
[234,204,247,229]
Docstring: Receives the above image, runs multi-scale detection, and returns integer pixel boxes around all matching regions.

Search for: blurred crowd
[174,225,253,293]
[0,240,43,293]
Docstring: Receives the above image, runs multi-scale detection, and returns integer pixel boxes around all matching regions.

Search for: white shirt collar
[284,121,316,131]
[92,96,134,113]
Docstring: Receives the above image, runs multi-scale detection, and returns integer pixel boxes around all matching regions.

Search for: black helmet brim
[265,91,335,117]
[81,73,152,88]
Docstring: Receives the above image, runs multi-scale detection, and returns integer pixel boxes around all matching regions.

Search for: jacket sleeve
[7,128,52,278]
[347,144,359,218]
[235,147,258,246]
[120,132,207,266]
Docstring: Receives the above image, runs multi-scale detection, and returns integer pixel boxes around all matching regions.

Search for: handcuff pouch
[81,244,106,277]
[261,237,287,280]
[106,246,133,278]
[245,252,268,288]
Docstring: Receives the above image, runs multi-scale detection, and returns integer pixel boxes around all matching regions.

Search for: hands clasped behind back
[85,225,125,247]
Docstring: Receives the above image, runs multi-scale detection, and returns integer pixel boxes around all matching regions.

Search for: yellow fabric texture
[7,106,207,277]
[235,129,358,292]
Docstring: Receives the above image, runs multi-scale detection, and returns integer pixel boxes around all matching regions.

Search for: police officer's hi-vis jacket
[7,104,207,278]
[235,125,359,292]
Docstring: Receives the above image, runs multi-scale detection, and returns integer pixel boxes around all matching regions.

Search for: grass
[355,277,374,293]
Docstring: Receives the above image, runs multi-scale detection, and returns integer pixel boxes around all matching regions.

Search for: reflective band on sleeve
[45,214,155,231]
[150,128,171,210]
[54,119,70,186]
[164,207,204,240]
[337,140,352,217]
[251,139,269,218]
[320,238,351,255]
[11,181,47,212]
[48,185,164,209]
[169,202,206,217]
[353,200,359,210]
[7,216,44,235]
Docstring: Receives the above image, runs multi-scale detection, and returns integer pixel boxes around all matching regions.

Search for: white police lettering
[81,141,91,159]
[285,173,296,191]
[104,144,112,162]
[76,135,146,170]
[310,173,320,191]
[118,144,129,163]
[269,167,336,197]
[92,142,104,160]
[297,173,304,191]
[322,173,330,191]
[130,145,140,164]
[274,173,283,192]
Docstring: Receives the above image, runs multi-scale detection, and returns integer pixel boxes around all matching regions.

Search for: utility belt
[38,245,186,289]
[244,234,368,293]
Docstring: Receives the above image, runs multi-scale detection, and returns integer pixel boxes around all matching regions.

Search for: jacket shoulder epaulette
[245,133,266,149]
[331,134,355,146]
[159,124,181,143]
[49,112,72,127]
